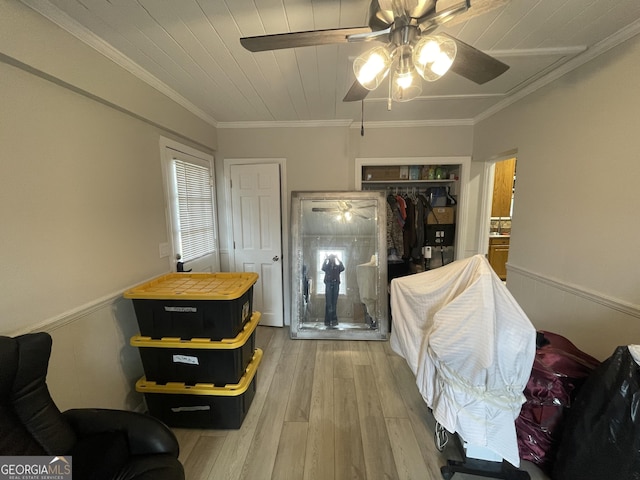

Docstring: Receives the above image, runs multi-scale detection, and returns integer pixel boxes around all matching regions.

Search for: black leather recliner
[0,332,184,480]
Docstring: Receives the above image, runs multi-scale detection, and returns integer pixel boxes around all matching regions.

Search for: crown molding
[474,18,640,123]
[20,0,218,127]
[21,1,640,131]
[216,119,354,129]
[17,0,475,133]
[351,118,475,128]
[216,117,475,129]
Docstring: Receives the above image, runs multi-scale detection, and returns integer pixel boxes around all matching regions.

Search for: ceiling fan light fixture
[391,70,422,102]
[391,45,422,102]
[335,210,353,223]
[353,45,392,90]
[413,34,457,82]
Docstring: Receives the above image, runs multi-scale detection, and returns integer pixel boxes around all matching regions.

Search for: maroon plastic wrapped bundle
[515,331,600,473]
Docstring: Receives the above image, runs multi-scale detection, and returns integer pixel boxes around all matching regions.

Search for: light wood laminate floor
[172,326,550,480]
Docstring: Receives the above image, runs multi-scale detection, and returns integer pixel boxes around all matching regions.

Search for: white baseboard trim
[508,263,640,319]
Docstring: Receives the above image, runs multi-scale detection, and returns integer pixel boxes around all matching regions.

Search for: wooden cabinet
[488,237,510,280]
[491,158,516,217]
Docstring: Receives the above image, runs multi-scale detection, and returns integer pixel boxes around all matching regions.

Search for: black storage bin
[131,311,260,386]
[137,349,262,429]
[124,272,258,340]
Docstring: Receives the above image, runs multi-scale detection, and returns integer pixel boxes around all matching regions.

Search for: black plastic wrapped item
[552,346,640,480]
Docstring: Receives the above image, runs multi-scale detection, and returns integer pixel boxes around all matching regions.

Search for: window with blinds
[172,159,216,262]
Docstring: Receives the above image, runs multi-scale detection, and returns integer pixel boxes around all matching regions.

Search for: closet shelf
[362,179,455,185]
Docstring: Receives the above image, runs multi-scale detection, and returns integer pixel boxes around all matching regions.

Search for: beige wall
[4,0,638,414]
[216,35,640,361]
[0,1,217,334]
[0,2,216,409]
[0,1,215,149]
[474,33,640,359]
[216,126,353,194]
[216,124,474,251]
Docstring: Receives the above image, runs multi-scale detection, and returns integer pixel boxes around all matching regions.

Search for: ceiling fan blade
[444,0,511,27]
[368,0,395,30]
[418,0,469,32]
[240,26,372,52]
[347,27,391,44]
[443,33,509,84]
[343,80,371,102]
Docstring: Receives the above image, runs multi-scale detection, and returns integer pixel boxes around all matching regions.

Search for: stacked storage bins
[124,272,261,429]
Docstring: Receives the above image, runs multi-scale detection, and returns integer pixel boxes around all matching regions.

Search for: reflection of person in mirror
[322,254,344,327]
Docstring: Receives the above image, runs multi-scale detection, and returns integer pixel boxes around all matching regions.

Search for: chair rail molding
[508,262,640,319]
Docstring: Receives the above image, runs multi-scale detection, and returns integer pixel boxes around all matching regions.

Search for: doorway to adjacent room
[481,154,517,281]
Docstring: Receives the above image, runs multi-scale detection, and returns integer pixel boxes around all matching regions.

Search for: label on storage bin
[171,405,210,412]
[173,354,199,365]
[242,301,249,321]
[164,306,197,313]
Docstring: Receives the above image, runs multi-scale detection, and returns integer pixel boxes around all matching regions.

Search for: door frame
[355,156,472,260]
[478,149,518,256]
[159,136,218,272]
[223,158,289,326]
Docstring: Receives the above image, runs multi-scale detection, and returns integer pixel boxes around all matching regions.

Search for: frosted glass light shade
[391,66,422,102]
[413,35,457,82]
[391,45,422,103]
[353,45,392,90]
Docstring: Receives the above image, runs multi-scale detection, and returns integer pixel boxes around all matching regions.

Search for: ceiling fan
[312,201,375,220]
[240,0,510,103]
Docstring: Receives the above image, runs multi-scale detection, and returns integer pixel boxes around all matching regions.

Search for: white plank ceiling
[21,0,640,126]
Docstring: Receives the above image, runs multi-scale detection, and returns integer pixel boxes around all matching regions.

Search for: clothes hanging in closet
[386,196,404,259]
[387,192,430,262]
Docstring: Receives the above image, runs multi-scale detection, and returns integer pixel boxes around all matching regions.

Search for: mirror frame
[290,191,388,340]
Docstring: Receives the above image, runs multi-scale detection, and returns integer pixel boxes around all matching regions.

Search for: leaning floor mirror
[290,191,388,340]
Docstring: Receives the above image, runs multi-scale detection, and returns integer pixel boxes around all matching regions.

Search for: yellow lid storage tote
[124,272,258,340]
[136,349,263,429]
[131,312,260,386]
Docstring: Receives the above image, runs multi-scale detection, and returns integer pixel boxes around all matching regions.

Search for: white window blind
[172,159,216,262]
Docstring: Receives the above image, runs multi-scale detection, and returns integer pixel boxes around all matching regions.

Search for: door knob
[272,255,280,262]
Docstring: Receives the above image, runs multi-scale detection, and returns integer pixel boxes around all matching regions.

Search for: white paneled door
[230,163,284,327]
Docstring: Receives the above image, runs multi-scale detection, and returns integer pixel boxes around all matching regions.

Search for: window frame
[159,137,219,272]
[169,156,216,263]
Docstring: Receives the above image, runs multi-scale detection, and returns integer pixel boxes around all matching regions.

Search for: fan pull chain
[387,74,393,111]
[361,100,365,136]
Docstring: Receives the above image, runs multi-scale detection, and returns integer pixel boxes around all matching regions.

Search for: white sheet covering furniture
[390,255,535,467]
[356,254,378,318]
